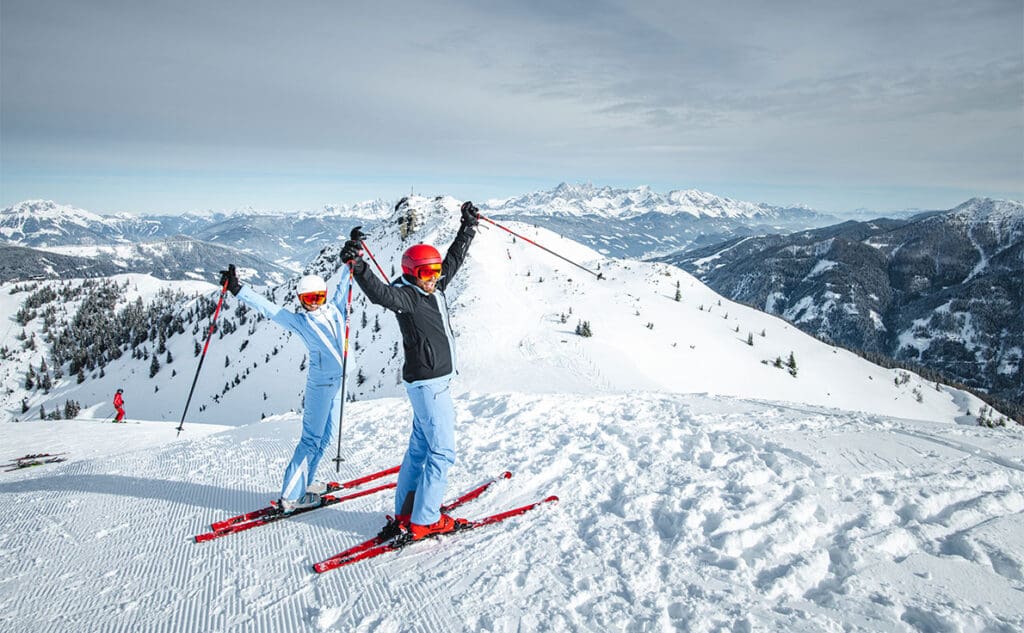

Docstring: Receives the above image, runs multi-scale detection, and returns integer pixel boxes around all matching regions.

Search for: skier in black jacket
[340,201,478,539]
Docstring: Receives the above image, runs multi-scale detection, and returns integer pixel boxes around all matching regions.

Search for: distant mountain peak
[2,199,108,225]
[485,182,827,221]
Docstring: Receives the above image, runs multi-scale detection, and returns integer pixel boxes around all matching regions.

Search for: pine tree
[150,354,161,378]
[747,332,754,346]
[194,340,201,357]
[166,350,173,364]
[21,398,29,414]
[787,352,798,377]
[77,368,86,384]
[64,399,81,419]
[24,368,35,390]
[39,404,46,420]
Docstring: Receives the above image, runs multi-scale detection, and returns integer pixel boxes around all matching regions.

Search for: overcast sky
[1,0,1021,214]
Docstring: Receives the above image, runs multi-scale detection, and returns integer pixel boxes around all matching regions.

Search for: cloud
[1,0,1020,212]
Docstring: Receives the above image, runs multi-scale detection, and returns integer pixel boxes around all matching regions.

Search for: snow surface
[2,396,1022,632]
[2,199,1023,631]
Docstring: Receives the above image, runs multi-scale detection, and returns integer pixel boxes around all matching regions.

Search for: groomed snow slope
[1,394,1022,632]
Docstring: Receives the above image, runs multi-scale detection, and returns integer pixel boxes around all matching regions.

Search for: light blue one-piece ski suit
[236,279,350,502]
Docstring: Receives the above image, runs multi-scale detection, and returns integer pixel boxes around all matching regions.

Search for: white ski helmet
[296,274,328,311]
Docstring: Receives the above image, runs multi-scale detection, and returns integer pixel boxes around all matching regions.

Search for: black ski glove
[219,264,241,296]
[460,201,479,227]
[340,239,363,265]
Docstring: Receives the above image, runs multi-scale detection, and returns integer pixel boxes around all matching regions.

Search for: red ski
[313,471,513,567]
[3,453,69,472]
[195,464,400,542]
[314,494,558,573]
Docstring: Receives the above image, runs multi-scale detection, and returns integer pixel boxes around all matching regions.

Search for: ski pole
[331,262,356,470]
[478,214,605,280]
[357,230,390,283]
[176,279,229,436]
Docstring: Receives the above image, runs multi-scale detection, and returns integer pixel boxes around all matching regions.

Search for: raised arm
[220,263,303,332]
[438,201,478,292]
[341,229,419,313]
[351,259,418,313]
[236,286,303,333]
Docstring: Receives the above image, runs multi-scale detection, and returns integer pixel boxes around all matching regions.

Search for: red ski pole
[478,214,604,280]
[360,239,390,283]
[177,279,229,436]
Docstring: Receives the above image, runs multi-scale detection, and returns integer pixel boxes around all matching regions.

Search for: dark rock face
[666,199,1023,404]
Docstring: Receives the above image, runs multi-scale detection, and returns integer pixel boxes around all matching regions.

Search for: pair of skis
[194,465,558,573]
[194,464,401,542]
[3,453,68,472]
[312,476,557,573]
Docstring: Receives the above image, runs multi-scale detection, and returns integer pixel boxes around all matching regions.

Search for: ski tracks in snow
[1,395,1022,632]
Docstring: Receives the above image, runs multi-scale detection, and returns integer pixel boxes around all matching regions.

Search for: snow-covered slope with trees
[3,195,1001,427]
[666,198,1024,413]
[1,196,1022,632]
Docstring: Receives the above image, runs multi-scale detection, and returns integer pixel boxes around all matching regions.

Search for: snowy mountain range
[482,182,838,258]
[0,199,393,272]
[5,193,997,423]
[1,195,1022,631]
[486,182,825,220]
[665,198,1024,411]
[2,184,838,271]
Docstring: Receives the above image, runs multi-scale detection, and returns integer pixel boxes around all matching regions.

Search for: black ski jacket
[351,223,476,385]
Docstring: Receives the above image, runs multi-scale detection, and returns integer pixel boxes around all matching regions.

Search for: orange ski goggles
[298,291,327,307]
[415,263,442,281]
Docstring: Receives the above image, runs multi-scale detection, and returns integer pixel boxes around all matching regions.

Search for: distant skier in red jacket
[113,388,126,423]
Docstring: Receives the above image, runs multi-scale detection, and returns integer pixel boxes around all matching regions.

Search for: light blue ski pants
[395,380,456,526]
[280,381,340,501]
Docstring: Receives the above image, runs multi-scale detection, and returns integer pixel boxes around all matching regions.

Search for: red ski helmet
[401,244,442,277]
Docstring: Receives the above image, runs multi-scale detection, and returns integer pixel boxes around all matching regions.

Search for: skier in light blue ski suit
[219,265,350,510]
